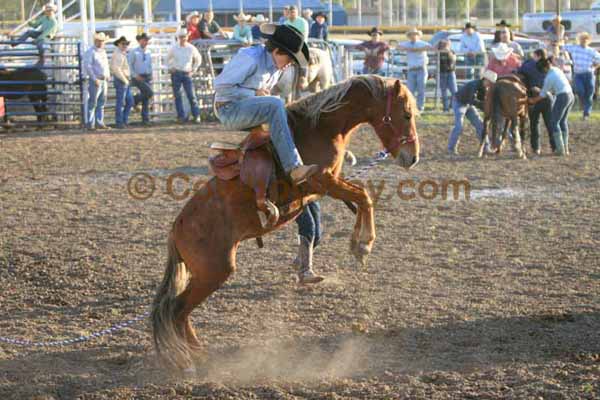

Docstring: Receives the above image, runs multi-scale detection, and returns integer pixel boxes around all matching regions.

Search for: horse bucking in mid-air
[151,75,420,371]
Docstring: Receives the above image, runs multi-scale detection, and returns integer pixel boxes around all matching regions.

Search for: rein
[374,87,417,148]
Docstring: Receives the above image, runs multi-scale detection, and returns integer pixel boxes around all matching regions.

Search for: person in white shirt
[111,36,134,129]
[167,28,202,123]
[397,28,432,111]
[84,32,111,130]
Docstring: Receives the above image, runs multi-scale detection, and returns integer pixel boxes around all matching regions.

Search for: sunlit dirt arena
[0,117,598,399]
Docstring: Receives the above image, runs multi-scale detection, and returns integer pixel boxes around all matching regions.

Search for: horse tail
[151,233,192,368]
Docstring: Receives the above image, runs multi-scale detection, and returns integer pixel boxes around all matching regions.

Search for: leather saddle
[209,125,297,229]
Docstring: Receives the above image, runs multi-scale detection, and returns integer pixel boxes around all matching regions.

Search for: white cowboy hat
[186,11,201,22]
[176,28,188,37]
[233,12,251,22]
[93,32,109,42]
[406,27,423,37]
[482,69,498,83]
[491,43,513,61]
[44,3,58,12]
[252,14,269,23]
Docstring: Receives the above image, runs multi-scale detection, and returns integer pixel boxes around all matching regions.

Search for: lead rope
[0,150,391,349]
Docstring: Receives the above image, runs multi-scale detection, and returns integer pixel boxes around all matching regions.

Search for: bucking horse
[151,75,420,372]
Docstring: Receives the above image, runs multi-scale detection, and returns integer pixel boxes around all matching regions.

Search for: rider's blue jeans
[215,95,303,172]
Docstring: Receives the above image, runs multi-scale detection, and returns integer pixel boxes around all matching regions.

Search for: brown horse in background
[151,76,420,371]
[479,75,529,159]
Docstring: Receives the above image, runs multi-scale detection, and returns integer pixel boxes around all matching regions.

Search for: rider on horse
[213,24,324,284]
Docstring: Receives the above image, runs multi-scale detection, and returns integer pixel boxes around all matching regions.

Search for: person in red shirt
[186,11,202,41]
[487,42,521,76]
[356,27,389,75]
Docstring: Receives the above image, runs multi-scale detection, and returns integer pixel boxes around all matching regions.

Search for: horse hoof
[354,252,369,267]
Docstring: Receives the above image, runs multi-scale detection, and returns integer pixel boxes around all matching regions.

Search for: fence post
[77,41,85,127]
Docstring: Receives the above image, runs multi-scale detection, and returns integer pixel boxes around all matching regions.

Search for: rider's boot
[289,164,319,185]
[296,236,324,285]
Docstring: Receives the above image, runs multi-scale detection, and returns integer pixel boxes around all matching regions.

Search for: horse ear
[393,79,402,97]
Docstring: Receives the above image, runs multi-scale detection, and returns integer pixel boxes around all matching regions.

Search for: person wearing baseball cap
[129,33,154,125]
[167,28,202,124]
[83,32,111,130]
[447,69,497,155]
[12,2,58,65]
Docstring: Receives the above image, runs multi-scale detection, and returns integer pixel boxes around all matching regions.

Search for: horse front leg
[309,172,375,265]
[478,116,489,158]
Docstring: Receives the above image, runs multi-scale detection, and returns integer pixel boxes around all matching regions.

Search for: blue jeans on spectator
[439,71,457,111]
[574,71,594,117]
[132,74,153,123]
[448,97,489,152]
[215,96,303,172]
[549,92,574,153]
[170,70,200,121]
[114,78,134,126]
[296,202,322,248]
[87,79,107,128]
[407,67,428,111]
[465,54,484,80]
[529,95,554,152]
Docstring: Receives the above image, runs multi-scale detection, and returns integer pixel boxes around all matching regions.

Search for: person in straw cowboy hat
[398,27,433,111]
[83,32,111,130]
[167,28,202,124]
[110,36,134,129]
[213,23,323,284]
[356,27,389,75]
[564,31,600,120]
[232,12,253,44]
[486,42,521,76]
[13,2,58,65]
[251,14,269,41]
[447,69,498,155]
[186,11,202,41]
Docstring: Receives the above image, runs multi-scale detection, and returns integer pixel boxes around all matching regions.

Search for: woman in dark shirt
[437,39,457,112]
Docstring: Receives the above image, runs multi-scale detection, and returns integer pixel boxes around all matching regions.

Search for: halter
[374,87,417,150]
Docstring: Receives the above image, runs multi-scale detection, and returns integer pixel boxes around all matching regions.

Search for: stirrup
[257,199,280,229]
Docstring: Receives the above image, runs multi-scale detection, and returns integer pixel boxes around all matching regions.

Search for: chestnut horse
[151,75,420,370]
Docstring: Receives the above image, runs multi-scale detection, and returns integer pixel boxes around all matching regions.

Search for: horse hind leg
[512,118,525,159]
[478,117,489,158]
[151,233,235,372]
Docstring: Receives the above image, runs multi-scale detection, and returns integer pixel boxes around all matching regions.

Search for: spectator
[437,39,457,112]
[251,14,269,41]
[309,12,328,41]
[492,20,524,58]
[284,6,309,40]
[279,6,290,24]
[199,11,224,39]
[564,31,600,120]
[398,28,432,112]
[356,27,389,75]
[84,32,110,130]
[232,12,253,44]
[459,22,486,79]
[447,70,497,155]
[12,3,58,65]
[167,28,202,124]
[529,56,574,156]
[303,9,314,30]
[487,43,521,76]
[186,11,202,41]
[129,33,154,126]
[110,36,133,129]
[547,39,573,81]
[517,48,554,154]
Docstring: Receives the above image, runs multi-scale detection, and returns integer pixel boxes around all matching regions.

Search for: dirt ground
[0,115,599,399]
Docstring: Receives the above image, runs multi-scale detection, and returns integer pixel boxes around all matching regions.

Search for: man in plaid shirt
[565,32,600,120]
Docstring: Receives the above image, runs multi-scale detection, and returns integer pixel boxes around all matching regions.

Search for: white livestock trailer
[523,1,600,43]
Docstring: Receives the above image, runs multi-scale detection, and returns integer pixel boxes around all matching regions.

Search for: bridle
[373,86,417,148]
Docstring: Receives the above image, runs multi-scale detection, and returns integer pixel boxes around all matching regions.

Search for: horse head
[370,79,420,170]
